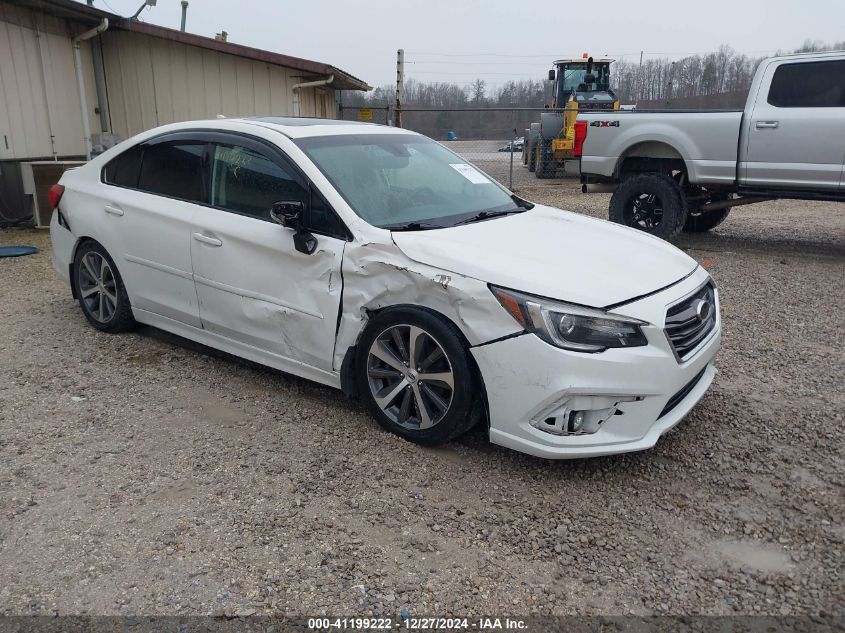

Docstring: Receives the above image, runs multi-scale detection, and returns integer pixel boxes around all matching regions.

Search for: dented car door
[190,136,345,372]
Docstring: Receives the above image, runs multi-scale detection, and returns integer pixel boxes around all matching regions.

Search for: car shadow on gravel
[673,231,845,258]
[136,323,708,480]
[452,418,667,475]
[138,324,349,402]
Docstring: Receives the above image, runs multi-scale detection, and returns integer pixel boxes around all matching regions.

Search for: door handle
[104,204,124,216]
[755,121,779,129]
[192,232,223,247]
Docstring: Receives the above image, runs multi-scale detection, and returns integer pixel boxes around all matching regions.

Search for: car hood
[390,205,698,308]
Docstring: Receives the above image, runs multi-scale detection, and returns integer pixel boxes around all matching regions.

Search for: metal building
[0,0,371,227]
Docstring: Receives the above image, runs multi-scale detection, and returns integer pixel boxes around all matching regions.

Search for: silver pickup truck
[577,51,845,240]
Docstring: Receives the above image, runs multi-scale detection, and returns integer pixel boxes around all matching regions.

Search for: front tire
[609,173,687,241]
[356,308,477,446]
[73,241,136,332]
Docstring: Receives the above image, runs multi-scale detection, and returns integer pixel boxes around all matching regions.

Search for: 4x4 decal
[589,120,620,127]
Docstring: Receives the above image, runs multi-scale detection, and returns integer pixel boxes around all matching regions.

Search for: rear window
[767,60,845,108]
[137,142,206,202]
[102,145,142,188]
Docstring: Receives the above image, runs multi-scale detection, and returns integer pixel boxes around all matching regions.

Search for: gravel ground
[0,180,843,620]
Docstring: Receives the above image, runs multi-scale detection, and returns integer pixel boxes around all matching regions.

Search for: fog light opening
[532,395,640,436]
[569,411,585,433]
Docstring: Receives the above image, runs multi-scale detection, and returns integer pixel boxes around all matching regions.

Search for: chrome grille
[664,282,717,361]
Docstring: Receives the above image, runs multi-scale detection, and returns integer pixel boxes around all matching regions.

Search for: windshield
[295,134,520,229]
[560,63,611,93]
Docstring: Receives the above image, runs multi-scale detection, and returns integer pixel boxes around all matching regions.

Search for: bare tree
[469,79,487,105]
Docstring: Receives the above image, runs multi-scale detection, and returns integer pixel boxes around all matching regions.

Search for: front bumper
[471,268,720,459]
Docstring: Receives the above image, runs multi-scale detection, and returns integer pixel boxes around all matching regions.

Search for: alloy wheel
[366,325,454,430]
[78,251,117,323]
[626,193,664,230]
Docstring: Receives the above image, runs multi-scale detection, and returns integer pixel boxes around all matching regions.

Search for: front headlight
[490,285,648,353]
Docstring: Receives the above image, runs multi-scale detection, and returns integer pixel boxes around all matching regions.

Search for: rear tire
[527,123,539,172]
[73,241,137,333]
[535,139,556,179]
[683,193,732,232]
[356,308,477,446]
[609,173,687,241]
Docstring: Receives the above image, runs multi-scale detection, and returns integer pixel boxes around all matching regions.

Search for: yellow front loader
[532,55,619,179]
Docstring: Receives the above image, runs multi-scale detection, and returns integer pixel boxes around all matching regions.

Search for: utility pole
[395,48,404,128]
[636,50,643,106]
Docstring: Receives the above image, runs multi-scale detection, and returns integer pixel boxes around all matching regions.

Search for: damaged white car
[48,118,720,459]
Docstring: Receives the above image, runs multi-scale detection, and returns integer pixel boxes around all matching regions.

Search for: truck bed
[578,110,744,185]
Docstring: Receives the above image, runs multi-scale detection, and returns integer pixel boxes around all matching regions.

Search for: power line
[406,51,589,58]
[406,48,781,62]
[409,71,550,76]
[408,61,558,66]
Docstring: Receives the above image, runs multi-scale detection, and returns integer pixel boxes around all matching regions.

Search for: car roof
[553,58,614,64]
[763,50,845,63]
[239,116,415,139]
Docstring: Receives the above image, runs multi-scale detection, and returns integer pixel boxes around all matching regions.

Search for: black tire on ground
[72,240,137,333]
[609,173,687,241]
[356,307,478,446]
[535,139,556,179]
[683,193,732,232]
[522,128,530,166]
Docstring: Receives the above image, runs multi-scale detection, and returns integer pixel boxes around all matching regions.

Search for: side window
[137,142,206,202]
[767,60,845,108]
[102,144,143,188]
[307,187,349,239]
[210,143,307,221]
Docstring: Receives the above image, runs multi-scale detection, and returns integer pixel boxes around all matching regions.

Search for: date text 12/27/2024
[307,617,529,630]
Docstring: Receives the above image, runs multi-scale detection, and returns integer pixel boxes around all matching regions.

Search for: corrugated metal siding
[0,3,98,160]
[101,30,336,139]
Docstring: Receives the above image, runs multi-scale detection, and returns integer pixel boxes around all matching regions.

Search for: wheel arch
[614,141,688,180]
[338,303,490,429]
[67,235,101,300]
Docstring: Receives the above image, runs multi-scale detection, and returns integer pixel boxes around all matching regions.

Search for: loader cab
[549,57,618,110]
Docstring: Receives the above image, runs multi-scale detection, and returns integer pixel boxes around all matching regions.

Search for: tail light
[573,121,588,157]
[48,184,65,209]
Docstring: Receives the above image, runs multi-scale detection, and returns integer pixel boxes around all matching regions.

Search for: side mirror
[270,200,304,228]
[547,69,556,81]
[270,200,318,255]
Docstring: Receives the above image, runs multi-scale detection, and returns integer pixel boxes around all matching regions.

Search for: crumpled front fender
[333,240,522,371]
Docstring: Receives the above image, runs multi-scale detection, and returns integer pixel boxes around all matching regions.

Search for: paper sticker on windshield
[450,163,491,184]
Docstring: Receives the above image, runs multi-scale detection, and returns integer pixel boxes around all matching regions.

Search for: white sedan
[48,117,720,459]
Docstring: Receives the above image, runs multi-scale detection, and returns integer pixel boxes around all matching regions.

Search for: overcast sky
[89,0,845,90]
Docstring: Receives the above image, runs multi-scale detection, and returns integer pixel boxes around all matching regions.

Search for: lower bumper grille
[658,367,707,419]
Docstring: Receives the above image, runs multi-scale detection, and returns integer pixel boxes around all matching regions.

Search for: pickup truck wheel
[684,194,732,232]
[684,208,731,232]
[609,173,687,241]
